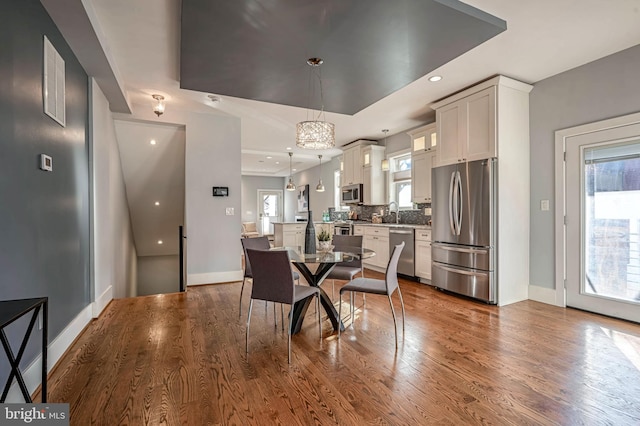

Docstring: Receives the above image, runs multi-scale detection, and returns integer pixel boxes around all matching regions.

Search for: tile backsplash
[329,203,431,225]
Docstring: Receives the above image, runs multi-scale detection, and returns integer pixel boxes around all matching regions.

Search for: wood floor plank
[41,272,640,425]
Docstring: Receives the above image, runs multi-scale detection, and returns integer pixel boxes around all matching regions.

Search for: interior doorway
[558,113,640,323]
[257,189,283,236]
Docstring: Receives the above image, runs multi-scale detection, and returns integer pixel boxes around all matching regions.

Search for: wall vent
[43,36,65,127]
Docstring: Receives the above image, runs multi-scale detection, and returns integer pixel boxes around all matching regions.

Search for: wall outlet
[424,207,432,215]
[540,199,550,211]
[225,207,234,216]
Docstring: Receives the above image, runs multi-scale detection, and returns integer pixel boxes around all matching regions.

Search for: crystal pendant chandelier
[296,58,335,150]
[285,152,296,191]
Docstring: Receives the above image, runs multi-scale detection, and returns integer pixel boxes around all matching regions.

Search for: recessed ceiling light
[154,201,160,206]
[275,161,280,164]
[150,139,157,145]
[292,168,297,172]
[286,147,292,151]
[266,156,272,159]
[157,240,163,244]
[428,75,442,82]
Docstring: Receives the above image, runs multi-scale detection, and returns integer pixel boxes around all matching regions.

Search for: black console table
[0,297,48,402]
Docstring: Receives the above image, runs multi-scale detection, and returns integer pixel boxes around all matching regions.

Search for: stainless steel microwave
[341,184,363,204]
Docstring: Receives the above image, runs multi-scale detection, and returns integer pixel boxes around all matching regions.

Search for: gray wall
[529,43,640,289]
[241,175,285,222]
[0,0,90,382]
[285,156,341,221]
[137,255,180,296]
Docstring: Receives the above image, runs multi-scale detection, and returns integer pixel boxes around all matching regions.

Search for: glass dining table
[271,246,375,334]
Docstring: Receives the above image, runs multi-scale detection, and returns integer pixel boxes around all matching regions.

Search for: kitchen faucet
[387,201,400,224]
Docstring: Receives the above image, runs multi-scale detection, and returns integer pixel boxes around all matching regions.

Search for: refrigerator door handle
[455,170,463,235]
[448,171,456,235]
[433,262,489,277]
[432,243,489,254]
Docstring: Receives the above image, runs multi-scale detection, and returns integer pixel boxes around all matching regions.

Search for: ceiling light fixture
[381,129,390,171]
[152,94,165,117]
[296,58,335,150]
[285,152,296,191]
[316,155,325,192]
[150,139,157,145]
[428,75,442,82]
[154,201,160,206]
[157,240,163,244]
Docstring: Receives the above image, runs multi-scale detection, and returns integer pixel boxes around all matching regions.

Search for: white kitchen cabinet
[342,145,362,186]
[411,150,436,204]
[409,123,437,203]
[353,225,365,236]
[362,145,386,205]
[409,123,437,153]
[363,226,389,270]
[414,229,431,280]
[274,223,305,249]
[341,140,377,187]
[434,86,496,167]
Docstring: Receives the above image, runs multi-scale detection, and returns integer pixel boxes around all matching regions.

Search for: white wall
[241,175,285,222]
[91,79,137,311]
[113,103,243,286]
[529,43,640,290]
[285,156,341,221]
[137,255,180,295]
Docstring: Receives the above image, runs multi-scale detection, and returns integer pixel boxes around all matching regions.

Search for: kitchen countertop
[343,222,431,230]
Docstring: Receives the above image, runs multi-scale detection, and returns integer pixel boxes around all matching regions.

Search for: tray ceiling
[180,0,506,115]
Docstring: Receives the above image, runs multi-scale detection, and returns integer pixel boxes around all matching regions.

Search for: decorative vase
[305,211,316,254]
[318,240,331,252]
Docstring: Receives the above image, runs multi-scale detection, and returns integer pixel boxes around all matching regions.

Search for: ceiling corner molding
[41,0,132,113]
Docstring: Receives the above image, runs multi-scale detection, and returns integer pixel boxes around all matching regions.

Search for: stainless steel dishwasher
[389,227,415,277]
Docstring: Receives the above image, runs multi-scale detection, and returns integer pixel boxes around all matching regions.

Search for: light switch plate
[225,207,234,216]
[540,199,550,211]
[40,154,52,171]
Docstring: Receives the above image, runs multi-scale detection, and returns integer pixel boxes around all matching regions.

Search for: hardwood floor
[43,272,640,425]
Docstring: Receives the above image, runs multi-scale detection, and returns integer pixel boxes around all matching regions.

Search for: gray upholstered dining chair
[240,236,299,319]
[245,249,321,363]
[324,235,364,299]
[338,241,406,349]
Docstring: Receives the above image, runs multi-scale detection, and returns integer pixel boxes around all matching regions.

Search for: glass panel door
[566,128,640,323]
[257,190,283,235]
[584,143,640,302]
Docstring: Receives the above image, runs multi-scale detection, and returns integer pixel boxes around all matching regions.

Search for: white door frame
[555,111,640,309]
[257,189,283,235]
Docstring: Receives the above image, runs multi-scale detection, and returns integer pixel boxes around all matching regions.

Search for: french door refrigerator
[431,158,497,303]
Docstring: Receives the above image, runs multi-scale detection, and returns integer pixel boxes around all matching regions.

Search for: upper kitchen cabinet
[408,123,437,203]
[362,145,386,205]
[341,139,377,186]
[431,76,532,168]
[409,123,437,153]
[434,86,495,166]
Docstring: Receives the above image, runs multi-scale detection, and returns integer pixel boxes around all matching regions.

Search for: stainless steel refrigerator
[431,158,497,303]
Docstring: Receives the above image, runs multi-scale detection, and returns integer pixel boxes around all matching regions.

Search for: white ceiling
[43,0,640,257]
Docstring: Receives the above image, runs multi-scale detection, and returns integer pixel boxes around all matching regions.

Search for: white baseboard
[92,285,112,318]
[5,304,93,402]
[188,270,243,286]
[528,284,564,307]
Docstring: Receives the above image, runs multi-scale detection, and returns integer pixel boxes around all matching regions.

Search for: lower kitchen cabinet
[363,226,389,270]
[415,229,432,280]
[273,223,305,249]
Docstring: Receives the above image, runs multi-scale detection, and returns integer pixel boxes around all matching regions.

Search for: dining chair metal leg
[387,294,399,349]
[281,304,285,332]
[288,306,293,364]
[351,292,355,327]
[246,299,254,354]
[273,303,277,329]
[397,287,406,334]
[239,278,247,318]
[338,292,343,340]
